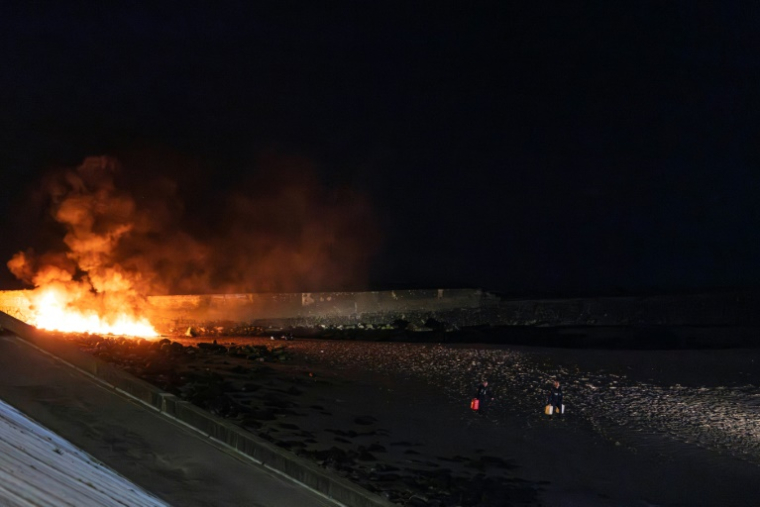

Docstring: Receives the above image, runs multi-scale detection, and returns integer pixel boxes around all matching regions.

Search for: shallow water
[257,338,760,465]
[181,335,760,506]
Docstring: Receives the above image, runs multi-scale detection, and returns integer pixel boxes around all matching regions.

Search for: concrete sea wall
[145,289,760,331]
[144,289,487,332]
[1,288,759,334]
[0,290,31,322]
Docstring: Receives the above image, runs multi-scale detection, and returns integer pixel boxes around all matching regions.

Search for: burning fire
[7,154,378,337]
[25,286,158,338]
[5,157,162,339]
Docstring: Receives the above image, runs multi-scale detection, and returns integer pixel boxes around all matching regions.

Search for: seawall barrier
[1,288,759,334]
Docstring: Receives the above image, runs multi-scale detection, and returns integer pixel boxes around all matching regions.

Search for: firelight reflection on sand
[29,288,159,338]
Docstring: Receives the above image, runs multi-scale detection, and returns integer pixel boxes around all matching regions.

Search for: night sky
[2,3,759,296]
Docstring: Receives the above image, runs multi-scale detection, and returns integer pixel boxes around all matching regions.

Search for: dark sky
[1,2,759,296]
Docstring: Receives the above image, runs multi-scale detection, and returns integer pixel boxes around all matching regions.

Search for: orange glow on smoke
[26,286,158,338]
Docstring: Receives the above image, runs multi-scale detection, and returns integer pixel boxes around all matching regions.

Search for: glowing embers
[27,286,158,338]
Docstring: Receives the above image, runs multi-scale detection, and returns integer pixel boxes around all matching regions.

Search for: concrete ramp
[0,397,169,507]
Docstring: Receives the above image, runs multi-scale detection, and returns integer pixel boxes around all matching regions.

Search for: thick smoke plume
[8,155,380,297]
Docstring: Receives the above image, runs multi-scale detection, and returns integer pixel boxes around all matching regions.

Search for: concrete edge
[0,312,396,507]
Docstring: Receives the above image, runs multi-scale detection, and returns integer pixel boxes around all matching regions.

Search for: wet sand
[71,332,760,506]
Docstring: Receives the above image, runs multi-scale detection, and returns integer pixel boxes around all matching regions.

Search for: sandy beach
[68,331,760,506]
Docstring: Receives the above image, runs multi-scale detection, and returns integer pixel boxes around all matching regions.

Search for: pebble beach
[71,331,760,506]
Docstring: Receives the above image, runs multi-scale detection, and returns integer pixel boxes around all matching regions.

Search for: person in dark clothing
[546,380,563,416]
[474,380,494,415]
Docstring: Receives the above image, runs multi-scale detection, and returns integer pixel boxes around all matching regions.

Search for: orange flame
[25,286,158,338]
[6,157,161,339]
